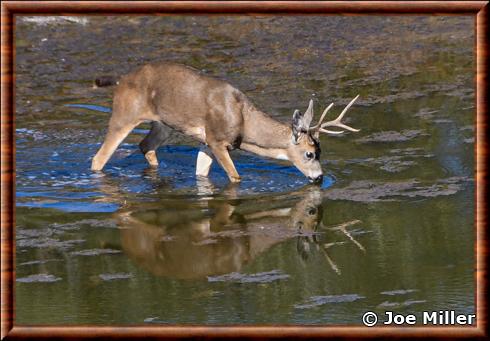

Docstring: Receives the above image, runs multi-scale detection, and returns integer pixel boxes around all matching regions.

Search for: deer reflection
[116,187,324,279]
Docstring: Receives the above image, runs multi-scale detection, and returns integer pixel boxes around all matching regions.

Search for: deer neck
[240,105,292,161]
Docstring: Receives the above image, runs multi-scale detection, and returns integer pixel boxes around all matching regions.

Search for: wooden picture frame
[1,1,487,339]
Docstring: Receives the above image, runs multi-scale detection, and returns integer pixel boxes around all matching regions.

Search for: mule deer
[91,62,360,183]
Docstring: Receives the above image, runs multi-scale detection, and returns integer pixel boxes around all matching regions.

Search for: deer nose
[308,174,323,184]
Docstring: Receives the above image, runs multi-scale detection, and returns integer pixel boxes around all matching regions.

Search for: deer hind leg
[208,143,241,183]
[91,119,140,171]
[92,86,151,171]
[139,121,171,167]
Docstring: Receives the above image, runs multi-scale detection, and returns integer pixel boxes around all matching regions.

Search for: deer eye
[305,152,314,160]
[308,208,317,215]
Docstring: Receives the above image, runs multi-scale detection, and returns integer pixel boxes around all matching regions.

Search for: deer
[91,62,360,183]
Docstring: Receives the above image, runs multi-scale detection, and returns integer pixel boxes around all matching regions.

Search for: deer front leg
[208,143,241,183]
[196,146,213,177]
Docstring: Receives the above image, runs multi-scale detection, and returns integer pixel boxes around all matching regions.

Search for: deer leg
[92,82,160,171]
[196,146,214,177]
[91,120,140,171]
[208,143,241,183]
[139,121,170,167]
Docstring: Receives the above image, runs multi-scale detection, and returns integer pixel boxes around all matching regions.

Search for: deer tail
[93,76,119,88]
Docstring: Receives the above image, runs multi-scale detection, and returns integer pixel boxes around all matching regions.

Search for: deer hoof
[144,151,159,167]
[230,176,242,183]
[91,159,103,171]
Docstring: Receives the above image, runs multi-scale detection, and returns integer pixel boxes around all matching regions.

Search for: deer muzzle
[307,174,323,184]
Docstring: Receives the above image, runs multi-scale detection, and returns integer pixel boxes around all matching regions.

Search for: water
[15,15,474,325]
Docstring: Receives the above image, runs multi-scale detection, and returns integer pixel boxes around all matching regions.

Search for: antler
[310,95,360,135]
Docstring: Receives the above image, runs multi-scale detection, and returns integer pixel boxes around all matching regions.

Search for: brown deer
[91,62,360,183]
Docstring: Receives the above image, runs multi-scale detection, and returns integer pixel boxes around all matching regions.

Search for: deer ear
[292,109,303,127]
[291,100,314,144]
[303,99,314,127]
[291,109,303,144]
[292,100,314,130]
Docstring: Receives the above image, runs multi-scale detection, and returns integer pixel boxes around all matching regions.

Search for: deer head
[289,95,360,183]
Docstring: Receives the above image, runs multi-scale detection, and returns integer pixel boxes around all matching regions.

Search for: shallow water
[15,16,474,325]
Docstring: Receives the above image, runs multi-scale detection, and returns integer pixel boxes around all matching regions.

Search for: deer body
[92,62,359,183]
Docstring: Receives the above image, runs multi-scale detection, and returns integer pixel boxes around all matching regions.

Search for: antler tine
[319,127,345,135]
[309,102,334,130]
[319,95,360,134]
